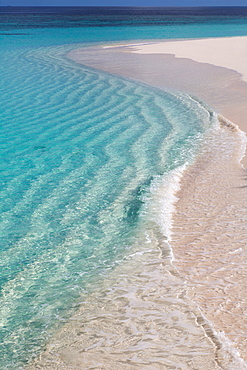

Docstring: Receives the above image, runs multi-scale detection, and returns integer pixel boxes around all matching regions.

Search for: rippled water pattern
[1,6,247,369]
[0,45,213,368]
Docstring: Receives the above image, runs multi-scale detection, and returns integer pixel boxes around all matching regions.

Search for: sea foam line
[141,164,187,256]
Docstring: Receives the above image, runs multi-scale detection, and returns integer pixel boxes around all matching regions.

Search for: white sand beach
[127,36,247,82]
[69,36,247,364]
[69,37,247,168]
[27,37,247,369]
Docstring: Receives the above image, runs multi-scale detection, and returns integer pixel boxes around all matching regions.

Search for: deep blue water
[1,6,247,47]
[1,7,247,369]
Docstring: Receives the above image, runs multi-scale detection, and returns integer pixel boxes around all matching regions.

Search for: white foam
[141,164,188,259]
[217,331,247,370]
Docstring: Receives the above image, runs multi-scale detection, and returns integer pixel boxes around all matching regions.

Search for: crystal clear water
[1,7,247,369]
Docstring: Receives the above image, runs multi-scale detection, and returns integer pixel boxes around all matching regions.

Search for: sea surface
[1,7,247,369]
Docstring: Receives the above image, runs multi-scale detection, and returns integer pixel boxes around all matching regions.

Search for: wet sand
[68,36,247,166]
[171,120,247,363]
[68,37,247,364]
[27,38,247,369]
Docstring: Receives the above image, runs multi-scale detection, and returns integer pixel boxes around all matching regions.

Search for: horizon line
[1,5,247,8]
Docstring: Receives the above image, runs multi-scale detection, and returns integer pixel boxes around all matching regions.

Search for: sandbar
[68,36,247,166]
[123,36,247,82]
[27,37,247,368]
[68,36,247,363]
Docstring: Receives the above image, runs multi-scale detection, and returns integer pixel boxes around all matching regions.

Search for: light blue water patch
[1,6,243,368]
[0,43,214,368]
[2,21,247,49]
[1,7,247,48]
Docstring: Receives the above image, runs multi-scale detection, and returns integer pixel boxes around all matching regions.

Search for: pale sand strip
[122,37,247,362]
[128,36,247,83]
[27,39,247,369]
[68,36,247,166]
[69,38,247,364]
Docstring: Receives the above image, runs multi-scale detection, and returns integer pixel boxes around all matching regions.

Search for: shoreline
[68,35,247,167]
[27,155,247,369]
[27,37,247,368]
[125,36,247,83]
[68,37,247,363]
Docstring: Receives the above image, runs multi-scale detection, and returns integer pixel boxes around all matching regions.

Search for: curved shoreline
[67,38,247,363]
[68,36,247,167]
[123,36,247,83]
[26,115,247,369]
[26,38,247,368]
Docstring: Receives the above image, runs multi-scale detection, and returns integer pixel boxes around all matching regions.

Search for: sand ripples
[1,45,217,368]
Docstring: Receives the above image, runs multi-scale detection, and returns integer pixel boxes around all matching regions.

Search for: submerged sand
[28,37,247,369]
[68,36,247,166]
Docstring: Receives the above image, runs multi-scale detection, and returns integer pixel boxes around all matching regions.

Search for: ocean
[1,7,247,369]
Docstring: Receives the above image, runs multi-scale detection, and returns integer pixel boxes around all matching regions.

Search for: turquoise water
[1,7,247,369]
[2,6,247,49]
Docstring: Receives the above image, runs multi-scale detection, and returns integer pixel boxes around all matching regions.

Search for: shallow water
[26,117,247,370]
[1,6,247,369]
[0,44,215,368]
